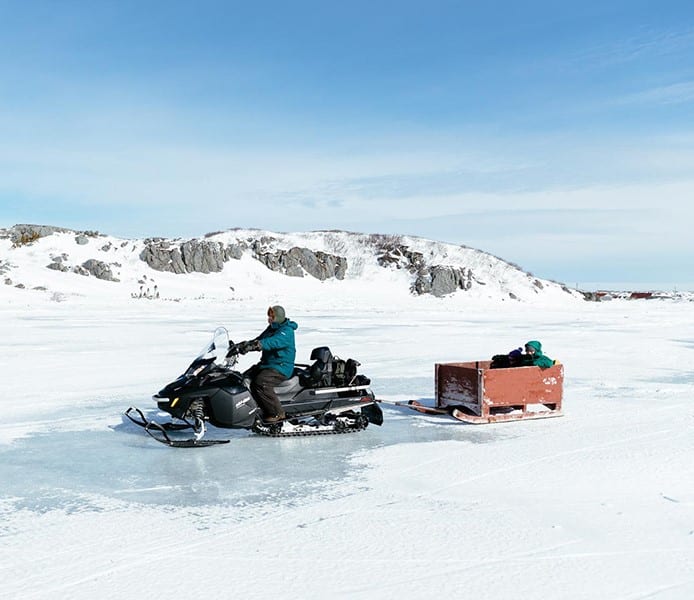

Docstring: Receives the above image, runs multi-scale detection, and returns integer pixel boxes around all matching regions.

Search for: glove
[238,340,261,355]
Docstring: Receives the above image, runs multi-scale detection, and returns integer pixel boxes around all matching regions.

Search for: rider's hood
[270,318,298,331]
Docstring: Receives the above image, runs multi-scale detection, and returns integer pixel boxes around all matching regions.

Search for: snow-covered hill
[1,223,582,305]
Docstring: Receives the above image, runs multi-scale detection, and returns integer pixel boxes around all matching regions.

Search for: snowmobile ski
[124,407,231,447]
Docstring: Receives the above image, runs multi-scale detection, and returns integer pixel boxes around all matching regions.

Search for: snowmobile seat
[273,376,302,395]
[310,346,333,364]
[298,346,334,387]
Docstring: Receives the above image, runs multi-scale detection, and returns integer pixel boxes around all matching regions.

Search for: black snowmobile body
[125,327,383,447]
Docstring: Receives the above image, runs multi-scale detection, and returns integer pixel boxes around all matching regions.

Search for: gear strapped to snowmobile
[125,327,383,447]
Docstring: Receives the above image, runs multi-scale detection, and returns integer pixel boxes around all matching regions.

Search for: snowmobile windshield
[193,326,230,366]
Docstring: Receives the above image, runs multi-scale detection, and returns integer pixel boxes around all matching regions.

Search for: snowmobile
[125,326,383,447]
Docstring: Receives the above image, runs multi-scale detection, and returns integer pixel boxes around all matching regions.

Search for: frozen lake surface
[1,297,693,599]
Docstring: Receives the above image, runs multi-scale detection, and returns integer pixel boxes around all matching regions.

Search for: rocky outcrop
[140,239,222,274]
[1,224,101,247]
[44,254,119,281]
[413,266,474,297]
[81,259,119,282]
[140,240,184,273]
[140,239,250,274]
[46,262,68,272]
[46,254,70,272]
[3,224,69,246]
[180,240,227,273]
[253,245,347,280]
[376,240,426,273]
[225,243,245,260]
[375,238,477,297]
[140,237,347,280]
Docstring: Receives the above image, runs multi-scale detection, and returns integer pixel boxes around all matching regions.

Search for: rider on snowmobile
[236,305,298,423]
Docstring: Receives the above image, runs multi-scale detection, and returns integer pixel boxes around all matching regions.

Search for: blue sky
[1,1,693,287]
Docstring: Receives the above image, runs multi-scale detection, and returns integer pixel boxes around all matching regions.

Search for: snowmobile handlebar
[227,340,261,357]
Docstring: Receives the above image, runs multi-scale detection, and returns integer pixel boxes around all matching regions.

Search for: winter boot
[263,411,286,424]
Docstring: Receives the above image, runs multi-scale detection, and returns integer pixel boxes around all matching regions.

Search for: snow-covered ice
[1,231,693,599]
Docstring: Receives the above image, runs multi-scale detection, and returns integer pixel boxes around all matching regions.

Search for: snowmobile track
[252,421,367,438]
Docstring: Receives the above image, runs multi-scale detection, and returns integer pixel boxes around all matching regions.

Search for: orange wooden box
[435,361,564,423]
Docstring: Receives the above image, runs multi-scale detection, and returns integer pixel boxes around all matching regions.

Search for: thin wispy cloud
[567,27,694,70]
[619,80,694,105]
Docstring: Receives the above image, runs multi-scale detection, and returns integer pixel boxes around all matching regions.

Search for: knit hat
[270,305,286,323]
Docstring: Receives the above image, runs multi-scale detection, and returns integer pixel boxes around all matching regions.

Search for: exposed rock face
[46,262,68,272]
[140,239,239,274]
[375,238,476,297]
[140,240,183,273]
[180,240,226,273]
[2,224,70,245]
[225,243,245,260]
[376,241,426,273]
[1,224,102,247]
[81,259,119,282]
[413,266,474,297]
[44,253,119,281]
[253,245,347,280]
[140,238,347,280]
[46,254,69,272]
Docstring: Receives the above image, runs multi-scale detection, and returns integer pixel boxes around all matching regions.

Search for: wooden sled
[434,360,563,424]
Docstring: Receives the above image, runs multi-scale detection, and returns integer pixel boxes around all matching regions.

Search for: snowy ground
[1,291,693,599]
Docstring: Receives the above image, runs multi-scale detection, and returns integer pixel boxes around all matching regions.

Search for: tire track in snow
[10,495,332,597]
[409,427,678,501]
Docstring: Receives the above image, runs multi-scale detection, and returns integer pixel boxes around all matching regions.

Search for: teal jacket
[523,340,554,369]
[256,319,298,378]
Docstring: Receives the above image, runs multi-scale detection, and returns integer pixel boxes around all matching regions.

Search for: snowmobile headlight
[171,397,180,408]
